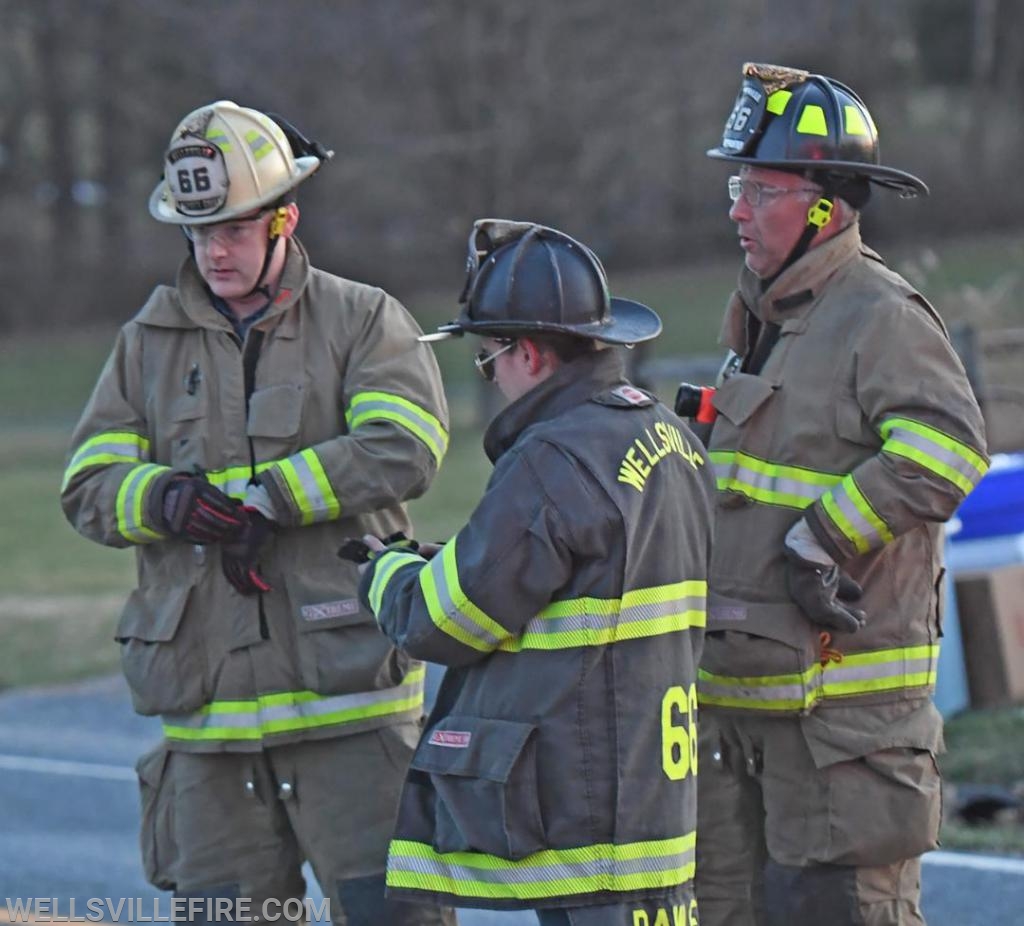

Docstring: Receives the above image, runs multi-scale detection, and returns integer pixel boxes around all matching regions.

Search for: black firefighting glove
[784,546,866,634]
[337,532,421,565]
[221,507,274,595]
[159,473,245,544]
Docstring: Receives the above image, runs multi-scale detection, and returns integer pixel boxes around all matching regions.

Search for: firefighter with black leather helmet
[693,64,989,926]
[358,219,716,925]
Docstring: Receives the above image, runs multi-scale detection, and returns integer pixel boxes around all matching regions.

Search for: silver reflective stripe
[880,418,987,493]
[418,541,507,652]
[62,431,150,490]
[710,451,841,509]
[698,644,939,710]
[386,833,696,900]
[116,463,167,543]
[346,391,449,465]
[162,666,425,742]
[511,594,705,647]
[390,851,689,885]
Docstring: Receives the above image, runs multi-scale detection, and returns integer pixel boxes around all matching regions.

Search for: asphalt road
[1,672,1021,925]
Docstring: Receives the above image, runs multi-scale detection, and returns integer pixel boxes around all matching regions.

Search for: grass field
[2,231,1023,849]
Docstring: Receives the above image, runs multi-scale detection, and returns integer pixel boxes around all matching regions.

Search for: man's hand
[161,475,244,544]
[784,546,866,633]
[221,507,274,595]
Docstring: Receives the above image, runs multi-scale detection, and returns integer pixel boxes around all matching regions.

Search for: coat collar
[137,238,311,331]
[483,348,628,463]
[721,223,863,354]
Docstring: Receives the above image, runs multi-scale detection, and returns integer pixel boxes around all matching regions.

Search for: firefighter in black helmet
[692,64,988,926]
[356,219,717,925]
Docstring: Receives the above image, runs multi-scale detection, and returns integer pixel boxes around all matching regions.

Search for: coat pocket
[286,570,410,696]
[136,744,177,891]
[116,584,206,716]
[411,715,545,860]
[712,372,777,427]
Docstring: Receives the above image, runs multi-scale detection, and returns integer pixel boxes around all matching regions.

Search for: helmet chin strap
[761,190,835,291]
[244,206,290,301]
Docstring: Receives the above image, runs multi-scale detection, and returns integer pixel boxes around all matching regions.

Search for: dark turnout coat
[361,350,717,911]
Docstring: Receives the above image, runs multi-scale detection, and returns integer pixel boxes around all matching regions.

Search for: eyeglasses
[727,175,820,208]
[184,210,270,247]
[474,339,516,381]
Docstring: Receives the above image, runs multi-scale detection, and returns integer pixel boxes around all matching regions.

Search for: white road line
[0,753,135,781]
[924,850,1024,875]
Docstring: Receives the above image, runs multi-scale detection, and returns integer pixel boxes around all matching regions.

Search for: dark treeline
[2,0,1021,329]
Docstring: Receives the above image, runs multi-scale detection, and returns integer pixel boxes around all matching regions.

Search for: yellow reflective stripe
[346,391,449,465]
[711,450,842,509]
[796,104,828,136]
[272,449,340,525]
[206,461,275,500]
[115,463,168,543]
[880,417,988,495]
[162,665,425,742]
[844,105,869,136]
[387,832,695,901]
[369,550,425,615]
[767,90,792,115]
[62,430,151,491]
[821,474,893,554]
[498,581,707,652]
[418,538,508,651]
[244,129,273,161]
[205,127,232,153]
[698,644,939,710]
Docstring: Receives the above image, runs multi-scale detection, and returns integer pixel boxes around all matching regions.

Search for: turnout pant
[695,709,939,926]
[136,723,455,926]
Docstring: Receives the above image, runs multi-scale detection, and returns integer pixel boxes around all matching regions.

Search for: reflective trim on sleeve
[499,581,707,652]
[346,391,449,466]
[161,664,425,743]
[369,550,427,615]
[115,463,169,543]
[711,450,842,509]
[879,417,988,495]
[206,461,275,500]
[418,538,509,652]
[386,832,696,902]
[270,448,341,525]
[62,430,151,491]
[819,473,894,555]
[697,644,939,711]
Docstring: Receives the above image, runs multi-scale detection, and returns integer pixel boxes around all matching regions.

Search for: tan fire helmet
[148,100,325,225]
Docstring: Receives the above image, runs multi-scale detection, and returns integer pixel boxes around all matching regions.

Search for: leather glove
[221,507,274,595]
[160,474,244,544]
[784,546,866,633]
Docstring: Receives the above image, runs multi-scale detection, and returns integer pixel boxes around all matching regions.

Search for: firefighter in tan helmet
[62,100,453,925]
[688,64,989,925]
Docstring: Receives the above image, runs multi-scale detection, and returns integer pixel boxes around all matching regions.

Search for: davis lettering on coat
[618,421,704,492]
